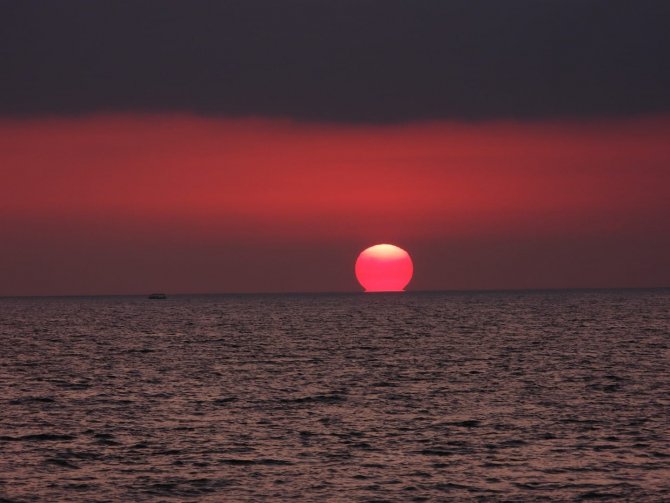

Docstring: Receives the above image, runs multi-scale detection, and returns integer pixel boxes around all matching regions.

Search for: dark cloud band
[1,0,668,121]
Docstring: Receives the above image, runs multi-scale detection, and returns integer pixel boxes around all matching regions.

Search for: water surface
[1,290,669,501]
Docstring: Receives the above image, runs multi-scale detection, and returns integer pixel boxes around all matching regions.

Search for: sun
[355,244,413,292]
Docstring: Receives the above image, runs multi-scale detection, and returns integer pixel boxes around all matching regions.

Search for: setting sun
[355,244,414,292]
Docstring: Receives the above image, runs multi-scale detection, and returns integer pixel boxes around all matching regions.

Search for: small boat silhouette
[148,293,168,300]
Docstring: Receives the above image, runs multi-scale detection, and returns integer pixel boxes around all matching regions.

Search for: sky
[1,1,669,295]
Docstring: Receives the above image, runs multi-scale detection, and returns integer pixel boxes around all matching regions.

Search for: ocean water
[0,290,669,502]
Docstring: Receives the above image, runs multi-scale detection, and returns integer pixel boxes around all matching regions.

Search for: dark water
[1,290,669,502]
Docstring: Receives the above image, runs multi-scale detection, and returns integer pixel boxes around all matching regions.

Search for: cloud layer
[2,1,669,121]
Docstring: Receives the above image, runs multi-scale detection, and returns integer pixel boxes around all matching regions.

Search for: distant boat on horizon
[148,293,168,300]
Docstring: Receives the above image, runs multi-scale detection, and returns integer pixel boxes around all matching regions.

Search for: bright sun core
[355,244,414,292]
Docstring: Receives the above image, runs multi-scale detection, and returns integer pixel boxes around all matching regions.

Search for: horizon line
[1,285,668,300]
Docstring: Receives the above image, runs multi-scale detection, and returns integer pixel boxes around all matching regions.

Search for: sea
[0,289,668,502]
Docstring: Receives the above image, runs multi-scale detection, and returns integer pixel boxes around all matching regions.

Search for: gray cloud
[1,0,669,122]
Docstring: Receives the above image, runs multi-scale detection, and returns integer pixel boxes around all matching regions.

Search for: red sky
[1,114,669,295]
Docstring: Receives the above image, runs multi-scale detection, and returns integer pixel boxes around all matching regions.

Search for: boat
[148,293,168,300]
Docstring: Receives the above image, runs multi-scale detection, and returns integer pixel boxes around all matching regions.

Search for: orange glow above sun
[355,244,414,292]
[0,114,669,295]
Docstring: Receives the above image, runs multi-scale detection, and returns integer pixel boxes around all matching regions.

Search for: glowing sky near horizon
[1,114,669,295]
